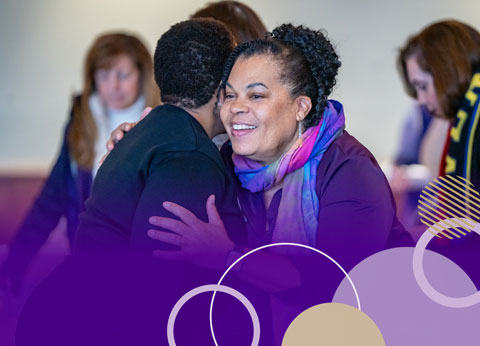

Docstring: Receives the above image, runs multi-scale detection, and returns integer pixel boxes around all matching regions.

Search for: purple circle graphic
[333,247,480,346]
[413,218,480,308]
[167,284,260,346]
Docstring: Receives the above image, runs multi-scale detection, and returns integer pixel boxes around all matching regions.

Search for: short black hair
[221,24,341,129]
[154,18,235,109]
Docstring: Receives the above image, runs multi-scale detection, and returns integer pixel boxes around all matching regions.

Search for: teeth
[232,124,257,130]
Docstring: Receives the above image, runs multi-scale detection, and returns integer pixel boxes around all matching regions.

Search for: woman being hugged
[146,24,413,343]
[152,23,412,270]
[0,32,159,294]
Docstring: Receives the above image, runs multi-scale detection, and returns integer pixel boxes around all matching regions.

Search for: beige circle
[282,303,385,346]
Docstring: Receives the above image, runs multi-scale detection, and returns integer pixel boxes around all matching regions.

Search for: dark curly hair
[220,23,341,129]
[154,18,235,109]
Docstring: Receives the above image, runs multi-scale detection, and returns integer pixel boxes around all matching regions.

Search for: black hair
[154,18,235,109]
[221,23,341,129]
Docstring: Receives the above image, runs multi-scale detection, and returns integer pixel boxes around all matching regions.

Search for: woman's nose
[112,75,122,89]
[230,97,248,114]
[416,90,427,106]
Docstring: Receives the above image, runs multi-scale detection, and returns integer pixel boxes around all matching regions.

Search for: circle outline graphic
[413,217,480,308]
[167,284,260,346]
[209,242,361,345]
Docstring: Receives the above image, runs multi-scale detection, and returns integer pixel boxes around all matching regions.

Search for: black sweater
[16,104,245,346]
[74,103,243,254]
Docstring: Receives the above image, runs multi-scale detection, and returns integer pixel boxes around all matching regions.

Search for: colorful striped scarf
[444,72,480,190]
[233,100,346,246]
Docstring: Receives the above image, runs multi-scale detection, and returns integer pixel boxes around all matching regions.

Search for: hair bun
[271,24,341,128]
[220,23,341,129]
[272,23,341,71]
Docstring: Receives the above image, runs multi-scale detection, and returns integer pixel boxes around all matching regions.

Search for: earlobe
[295,96,312,121]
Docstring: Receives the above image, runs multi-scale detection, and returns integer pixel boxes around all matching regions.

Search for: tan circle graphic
[282,303,385,346]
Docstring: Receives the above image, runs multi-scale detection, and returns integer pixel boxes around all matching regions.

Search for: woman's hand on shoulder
[147,195,235,271]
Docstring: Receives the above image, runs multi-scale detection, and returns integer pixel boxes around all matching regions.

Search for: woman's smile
[221,55,301,165]
[231,122,258,136]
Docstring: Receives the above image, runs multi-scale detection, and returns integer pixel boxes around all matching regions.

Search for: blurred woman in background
[398,20,480,285]
[0,32,159,294]
[191,0,266,44]
[398,20,480,187]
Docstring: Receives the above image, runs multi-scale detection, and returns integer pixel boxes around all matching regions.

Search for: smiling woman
[144,23,413,343]
[222,55,310,165]
[101,23,414,344]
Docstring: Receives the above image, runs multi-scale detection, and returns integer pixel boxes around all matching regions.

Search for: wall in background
[1,0,479,171]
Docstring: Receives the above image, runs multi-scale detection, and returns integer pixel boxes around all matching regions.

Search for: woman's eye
[414,83,427,92]
[250,94,264,100]
[118,71,131,80]
[224,93,235,100]
[96,70,109,81]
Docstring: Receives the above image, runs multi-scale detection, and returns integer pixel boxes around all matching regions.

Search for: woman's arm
[148,144,413,294]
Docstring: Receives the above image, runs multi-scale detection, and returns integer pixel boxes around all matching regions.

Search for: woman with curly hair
[139,23,413,343]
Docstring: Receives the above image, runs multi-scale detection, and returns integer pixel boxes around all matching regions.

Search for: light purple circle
[333,247,480,346]
[167,284,260,346]
[413,218,480,308]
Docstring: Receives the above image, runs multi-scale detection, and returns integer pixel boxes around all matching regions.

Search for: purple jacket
[222,131,413,344]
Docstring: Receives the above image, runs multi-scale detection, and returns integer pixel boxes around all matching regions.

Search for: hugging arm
[130,151,227,255]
